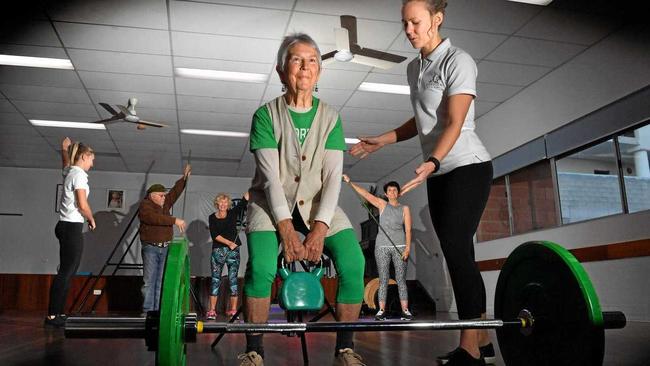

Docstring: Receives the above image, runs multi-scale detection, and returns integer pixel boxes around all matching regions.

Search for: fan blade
[322,50,337,61]
[136,120,167,128]
[99,103,119,116]
[351,47,407,69]
[340,15,357,45]
[334,28,350,51]
[116,104,133,116]
[90,115,123,124]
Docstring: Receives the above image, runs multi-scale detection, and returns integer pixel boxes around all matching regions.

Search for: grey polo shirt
[407,38,491,175]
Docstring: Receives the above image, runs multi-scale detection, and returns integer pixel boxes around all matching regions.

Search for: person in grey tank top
[343,174,413,321]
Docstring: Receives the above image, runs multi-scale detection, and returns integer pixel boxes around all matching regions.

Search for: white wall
[0,167,369,277]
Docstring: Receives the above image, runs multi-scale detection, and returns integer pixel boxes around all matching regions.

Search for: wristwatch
[426,156,440,173]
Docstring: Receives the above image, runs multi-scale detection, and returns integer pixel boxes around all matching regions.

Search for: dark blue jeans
[141,243,169,312]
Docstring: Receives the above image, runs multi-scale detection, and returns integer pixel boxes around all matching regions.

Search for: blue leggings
[210,247,240,296]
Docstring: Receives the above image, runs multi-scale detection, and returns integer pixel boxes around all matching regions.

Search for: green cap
[147,184,166,194]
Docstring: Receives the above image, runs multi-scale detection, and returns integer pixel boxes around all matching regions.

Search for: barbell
[64,238,626,366]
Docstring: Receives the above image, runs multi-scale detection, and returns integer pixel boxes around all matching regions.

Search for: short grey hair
[276,33,322,73]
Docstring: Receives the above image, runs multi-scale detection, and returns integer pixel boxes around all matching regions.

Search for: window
[477,177,510,242]
[620,124,650,213]
[509,161,558,234]
[556,139,623,224]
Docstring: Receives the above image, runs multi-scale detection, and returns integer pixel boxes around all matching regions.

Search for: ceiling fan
[92,98,167,130]
[322,15,407,70]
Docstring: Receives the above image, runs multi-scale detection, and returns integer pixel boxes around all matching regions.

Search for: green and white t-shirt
[249,97,346,151]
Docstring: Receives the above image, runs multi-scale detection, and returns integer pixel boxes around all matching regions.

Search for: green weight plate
[157,238,190,366]
[495,241,604,366]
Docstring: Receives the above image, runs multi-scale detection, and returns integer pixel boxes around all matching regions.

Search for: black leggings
[48,221,84,315]
[427,161,492,319]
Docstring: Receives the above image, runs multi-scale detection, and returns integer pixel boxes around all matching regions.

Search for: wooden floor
[1,309,649,366]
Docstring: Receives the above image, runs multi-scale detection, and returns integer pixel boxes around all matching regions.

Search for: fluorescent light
[181,129,249,138]
[0,55,74,69]
[30,120,105,130]
[175,67,268,83]
[345,138,360,144]
[358,82,410,95]
[506,0,553,5]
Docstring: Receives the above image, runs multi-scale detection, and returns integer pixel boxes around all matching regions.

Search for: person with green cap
[138,164,191,313]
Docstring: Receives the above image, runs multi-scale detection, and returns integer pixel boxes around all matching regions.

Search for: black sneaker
[438,345,492,365]
[479,343,496,365]
[400,309,414,320]
[44,315,66,328]
[440,348,485,366]
[374,309,386,321]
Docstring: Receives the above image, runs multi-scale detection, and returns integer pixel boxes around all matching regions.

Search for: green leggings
[244,228,365,304]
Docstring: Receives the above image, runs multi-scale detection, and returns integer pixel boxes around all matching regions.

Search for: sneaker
[479,343,496,365]
[237,351,264,366]
[439,347,485,366]
[226,310,239,320]
[44,315,66,328]
[205,310,217,320]
[334,348,366,366]
[437,347,486,365]
[400,309,414,320]
[374,309,386,321]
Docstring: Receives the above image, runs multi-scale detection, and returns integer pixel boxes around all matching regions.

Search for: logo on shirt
[424,73,445,91]
[295,127,309,142]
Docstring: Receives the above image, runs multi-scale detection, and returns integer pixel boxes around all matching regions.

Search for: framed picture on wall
[107,189,125,210]
[55,184,63,213]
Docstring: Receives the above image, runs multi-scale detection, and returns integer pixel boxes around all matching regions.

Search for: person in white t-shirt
[45,137,96,328]
[350,1,495,365]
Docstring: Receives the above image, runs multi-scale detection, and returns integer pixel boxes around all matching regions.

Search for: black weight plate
[495,241,604,366]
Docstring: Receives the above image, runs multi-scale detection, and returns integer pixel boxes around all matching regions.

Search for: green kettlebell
[278,262,325,312]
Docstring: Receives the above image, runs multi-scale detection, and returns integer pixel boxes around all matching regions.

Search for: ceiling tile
[516,8,616,45]
[477,61,551,86]
[485,37,586,67]
[78,71,174,94]
[294,0,402,22]
[55,22,171,55]
[0,44,68,59]
[287,12,402,50]
[345,91,412,111]
[475,101,500,117]
[175,78,265,100]
[0,66,82,88]
[0,99,18,113]
[68,49,172,76]
[13,101,98,118]
[47,0,169,29]
[443,0,541,34]
[173,57,272,74]
[172,32,279,63]
[183,0,294,10]
[476,82,522,103]
[178,110,250,131]
[1,84,91,104]
[363,73,407,85]
[171,1,289,39]
[339,107,413,125]
[177,95,260,114]
[0,124,41,137]
[0,20,61,47]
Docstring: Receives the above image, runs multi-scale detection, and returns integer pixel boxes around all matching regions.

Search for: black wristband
[426,156,440,173]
